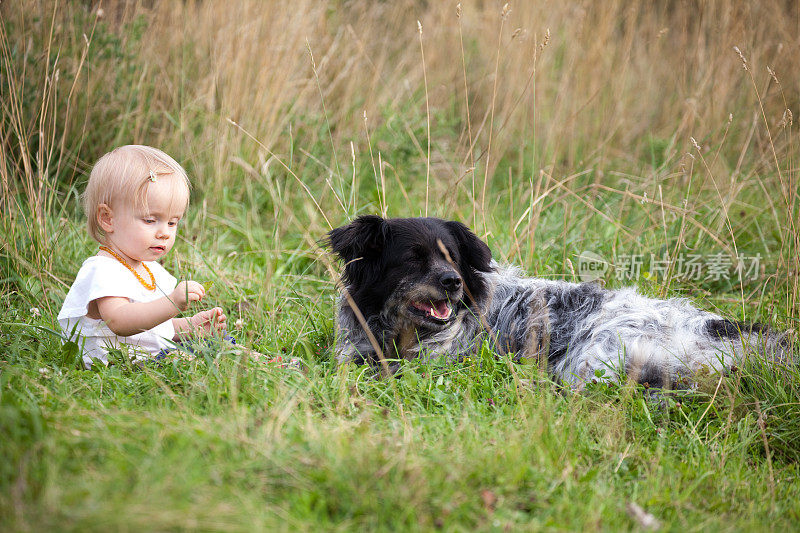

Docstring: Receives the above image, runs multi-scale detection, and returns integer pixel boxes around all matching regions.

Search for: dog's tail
[705,318,792,363]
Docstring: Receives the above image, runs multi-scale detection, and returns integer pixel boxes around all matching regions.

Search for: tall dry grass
[4,1,796,186]
[1,0,798,317]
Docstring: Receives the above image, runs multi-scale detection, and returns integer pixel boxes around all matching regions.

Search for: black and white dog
[326,216,788,388]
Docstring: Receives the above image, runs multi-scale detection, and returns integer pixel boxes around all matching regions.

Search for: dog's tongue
[430,300,451,320]
[412,299,452,320]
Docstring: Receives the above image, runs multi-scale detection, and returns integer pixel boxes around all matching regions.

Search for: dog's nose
[440,271,462,291]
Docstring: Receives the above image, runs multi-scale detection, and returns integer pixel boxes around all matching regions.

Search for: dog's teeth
[431,305,451,320]
[414,300,451,320]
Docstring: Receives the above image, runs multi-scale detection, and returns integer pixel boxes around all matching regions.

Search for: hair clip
[148,170,157,182]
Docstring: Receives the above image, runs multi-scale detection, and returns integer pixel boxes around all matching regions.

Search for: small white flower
[30,307,41,319]
[39,367,49,376]
[234,318,244,329]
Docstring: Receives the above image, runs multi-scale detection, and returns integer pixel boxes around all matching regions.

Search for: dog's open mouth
[410,299,454,322]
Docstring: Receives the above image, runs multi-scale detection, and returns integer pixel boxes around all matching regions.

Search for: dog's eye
[408,246,427,263]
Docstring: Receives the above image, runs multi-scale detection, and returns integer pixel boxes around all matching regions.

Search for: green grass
[3,198,800,530]
[3,318,800,530]
[3,1,800,530]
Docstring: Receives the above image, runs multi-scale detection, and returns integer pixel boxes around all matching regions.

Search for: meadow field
[2,0,800,530]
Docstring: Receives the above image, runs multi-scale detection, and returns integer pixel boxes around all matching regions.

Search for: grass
[2,0,800,530]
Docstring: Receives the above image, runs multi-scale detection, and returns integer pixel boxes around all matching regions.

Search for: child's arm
[95,281,205,337]
[173,307,227,338]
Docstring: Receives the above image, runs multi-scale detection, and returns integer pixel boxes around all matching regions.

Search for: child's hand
[190,307,227,333]
[170,281,205,311]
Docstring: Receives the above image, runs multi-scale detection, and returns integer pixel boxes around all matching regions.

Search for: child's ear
[97,204,114,233]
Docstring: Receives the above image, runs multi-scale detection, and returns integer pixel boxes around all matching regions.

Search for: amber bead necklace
[98,245,156,291]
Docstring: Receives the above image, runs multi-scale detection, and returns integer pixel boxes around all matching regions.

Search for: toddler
[58,145,226,367]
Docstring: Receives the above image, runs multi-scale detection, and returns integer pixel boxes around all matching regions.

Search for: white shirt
[57,255,178,367]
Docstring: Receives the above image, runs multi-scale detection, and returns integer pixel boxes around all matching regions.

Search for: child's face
[103,176,187,264]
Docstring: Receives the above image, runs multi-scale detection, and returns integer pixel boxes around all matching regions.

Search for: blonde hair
[83,145,191,242]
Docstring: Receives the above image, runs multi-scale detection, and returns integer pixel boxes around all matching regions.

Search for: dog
[326,216,789,388]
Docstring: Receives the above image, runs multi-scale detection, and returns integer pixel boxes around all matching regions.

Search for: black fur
[325,216,493,366]
[705,318,769,340]
[545,284,608,366]
[326,216,491,318]
[326,215,390,319]
[442,220,492,303]
[484,285,540,355]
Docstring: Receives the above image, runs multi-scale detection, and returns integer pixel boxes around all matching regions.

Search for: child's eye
[168,220,179,227]
[143,219,155,224]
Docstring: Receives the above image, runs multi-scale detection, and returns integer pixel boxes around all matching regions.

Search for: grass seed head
[539,28,550,51]
[778,109,793,129]
[767,66,779,84]
[733,46,749,71]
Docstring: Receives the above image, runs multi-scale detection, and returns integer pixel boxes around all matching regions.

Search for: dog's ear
[445,221,492,272]
[327,215,387,263]
[445,220,492,303]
